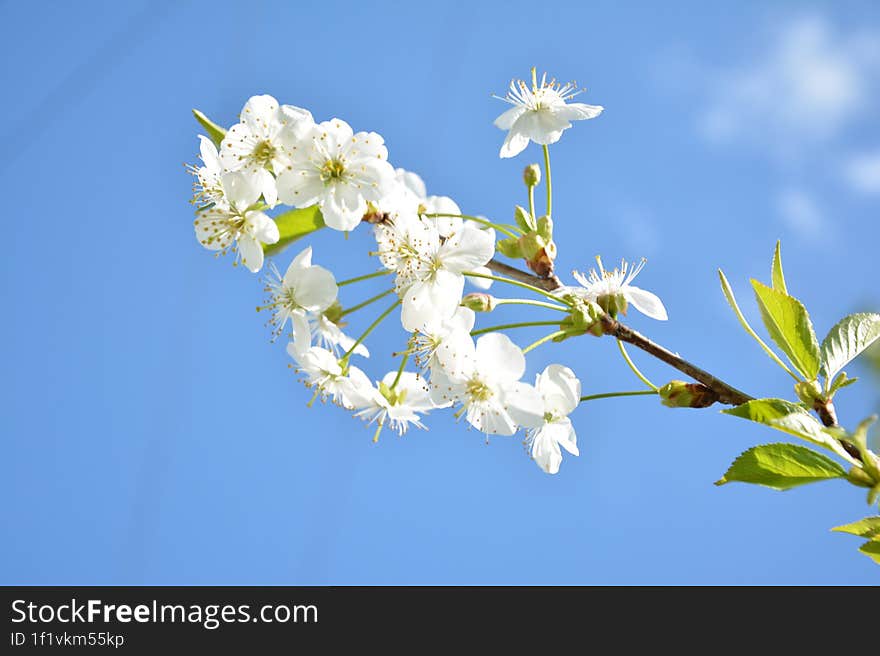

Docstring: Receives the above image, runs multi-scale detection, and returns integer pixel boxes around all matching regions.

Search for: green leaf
[718,270,798,380]
[263,205,325,256]
[858,541,880,564]
[831,517,880,539]
[771,240,788,294]
[828,372,858,395]
[820,313,880,382]
[715,443,847,490]
[751,280,821,380]
[192,109,226,146]
[723,398,854,462]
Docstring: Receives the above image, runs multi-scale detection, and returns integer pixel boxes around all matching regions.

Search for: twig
[487,258,751,406]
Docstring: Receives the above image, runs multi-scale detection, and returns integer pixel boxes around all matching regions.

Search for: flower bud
[523,164,541,188]
[658,380,719,408]
[514,205,536,232]
[795,380,823,405]
[496,237,523,259]
[461,293,497,312]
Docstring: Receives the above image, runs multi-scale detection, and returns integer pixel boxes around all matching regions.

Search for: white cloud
[776,188,826,241]
[699,16,880,154]
[844,151,880,193]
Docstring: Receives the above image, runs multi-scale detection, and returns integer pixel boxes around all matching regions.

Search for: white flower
[188,135,225,207]
[388,220,495,332]
[193,172,279,272]
[525,365,581,474]
[220,95,313,206]
[276,118,395,231]
[374,169,463,237]
[569,257,668,321]
[288,344,373,409]
[261,246,337,345]
[494,71,603,158]
[410,306,475,373]
[311,313,369,359]
[356,371,436,436]
[431,333,543,436]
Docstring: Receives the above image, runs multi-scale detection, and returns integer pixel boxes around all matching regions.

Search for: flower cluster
[188,71,666,474]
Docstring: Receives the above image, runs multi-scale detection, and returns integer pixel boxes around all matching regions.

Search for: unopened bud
[659,380,719,408]
[795,380,823,405]
[461,293,497,312]
[523,164,541,188]
[514,205,535,232]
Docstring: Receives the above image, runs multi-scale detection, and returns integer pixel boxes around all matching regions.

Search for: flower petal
[247,211,279,244]
[294,266,338,312]
[499,128,529,158]
[494,105,527,130]
[555,103,604,121]
[625,285,668,321]
[529,428,563,474]
[475,333,524,383]
[504,381,545,429]
[237,234,264,273]
[536,364,581,416]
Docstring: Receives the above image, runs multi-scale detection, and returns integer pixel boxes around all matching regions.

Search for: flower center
[320,158,347,184]
[252,140,276,166]
[466,377,493,402]
[283,286,299,310]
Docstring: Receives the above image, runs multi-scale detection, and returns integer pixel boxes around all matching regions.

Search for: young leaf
[771,240,787,294]
[858,541,880,565]
[750,280,821,380]
[717,270,799,380]
[192,109,227,147]
[831,517,880,539]
[723,398,855,463]
[715,443,846,490]
[263,205,325,256]
[820,313,880,382]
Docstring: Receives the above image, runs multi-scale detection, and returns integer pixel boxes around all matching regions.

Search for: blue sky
[2,0,879,584]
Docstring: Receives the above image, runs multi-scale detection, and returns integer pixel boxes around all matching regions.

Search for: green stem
[493,298,569,312]
[341,299,401,362]
[542,145,552,218]
[617,339,657,390]
[391,352,409,389]
[337,269,392,287]
[423,213,519,239]
[339,288,395,318]
[580,390,658,403]
[470,320,562,337]
[463,271,571,305]
[528,185,536,222]
[522,330,568,355]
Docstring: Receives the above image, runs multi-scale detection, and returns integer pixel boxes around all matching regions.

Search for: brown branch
[601,316,753,406]
[487,259,562,291]
[488,257,752,406]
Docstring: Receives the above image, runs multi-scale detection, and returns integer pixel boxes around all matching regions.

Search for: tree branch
[488,258,752,406]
